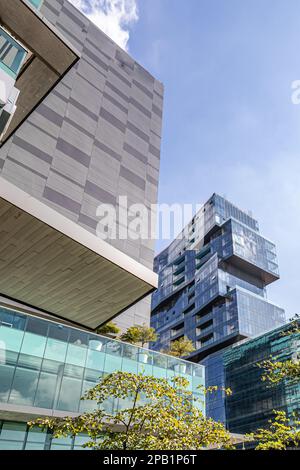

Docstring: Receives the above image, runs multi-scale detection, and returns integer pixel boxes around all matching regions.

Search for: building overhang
[0,177,158,329]
[0,0,80,144]
[228,253,279,285]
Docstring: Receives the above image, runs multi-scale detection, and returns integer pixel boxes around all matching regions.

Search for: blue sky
[126,0,300,318]
[71,0,300,318]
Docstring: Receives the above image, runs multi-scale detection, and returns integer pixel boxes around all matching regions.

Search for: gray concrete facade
[0,0,164,330]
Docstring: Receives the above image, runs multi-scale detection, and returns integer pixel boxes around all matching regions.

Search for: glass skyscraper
[224,322,300,434]
[151,193,285,423]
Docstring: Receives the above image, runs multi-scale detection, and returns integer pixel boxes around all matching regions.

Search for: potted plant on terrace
[89,322,121,351]
[120,324,158,364]
[162,337,195,374]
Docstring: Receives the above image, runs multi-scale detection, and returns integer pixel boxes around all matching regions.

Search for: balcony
[0,28,27,81]
[197,319,214,336]
[0,0,79,143]
[222,219,280,285]
[0,305,205,421]
[0,27,27,138]
[171,324,185,338]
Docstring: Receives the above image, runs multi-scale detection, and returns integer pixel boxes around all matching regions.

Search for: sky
[69,0,300,318]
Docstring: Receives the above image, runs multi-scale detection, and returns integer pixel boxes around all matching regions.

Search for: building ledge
[0,176,158,329]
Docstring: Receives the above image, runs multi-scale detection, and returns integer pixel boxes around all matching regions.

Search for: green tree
[96,321,120,337]
[29,371,233,450]
[252,318,300,450]
[248,411,300,450]
[120,324,158,348]
[259,317,300,385]
[260,357,300,385]
[281,315,300,337]
[163,337,195,358]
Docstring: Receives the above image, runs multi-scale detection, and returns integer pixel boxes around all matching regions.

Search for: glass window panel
[44,338,67,362]
[25,317,48,336]
[103,353,122,373]
[34,371,60,409]
[137,362,153,375]
[88,335,108,352]
[0,309,26,330]
[85,349,105,371]
[65,344,87,367]
[17,352,42,370]
[20,332,46,358]
[152,352,168,367]
[0,421,27,441]
[25,442,45,450]
[26,426,48,443]
[50,444,72,450]
[0,440,24,450]
[51,435,73,446]
[74,434,90,446]
[48,324,69,342]
[69,330,88,347]
[0,364,15,401]
[84,367,102,382]
[79,377,99,412]
[0,326,24,353]
[57,376,82,412]
[122,357,138,374]
[166,369,176,381]
[152,366,167,379]
[8,368,39,405]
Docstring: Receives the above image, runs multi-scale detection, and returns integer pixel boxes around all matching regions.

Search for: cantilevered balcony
[0,0,79,143]
[0,27,27,139]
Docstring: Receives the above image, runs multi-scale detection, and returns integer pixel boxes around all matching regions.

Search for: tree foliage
[96,322,120,337]
[199,385,233,397]
[260,357,300,385]
[259,317,300,385]
[162,337,195,358]
[28,371,233,450]
[281,315,300,337]
[119,325,158,348]
[248,410,300,450]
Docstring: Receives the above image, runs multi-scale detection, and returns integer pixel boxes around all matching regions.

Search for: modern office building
[0,0,201,450]
[224,322,300,434]
[0,0,164,331]
[0,305,205,449]
[151,193,286,423]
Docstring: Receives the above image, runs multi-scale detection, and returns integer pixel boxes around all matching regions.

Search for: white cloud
[69,0,138,50]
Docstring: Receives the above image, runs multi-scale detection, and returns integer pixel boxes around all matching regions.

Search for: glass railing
[0,27,27,79]
[171,326,185,337]
[0,306,205,416]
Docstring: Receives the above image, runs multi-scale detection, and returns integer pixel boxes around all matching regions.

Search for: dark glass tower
[150,193,285,423]
[224,322,300,433]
